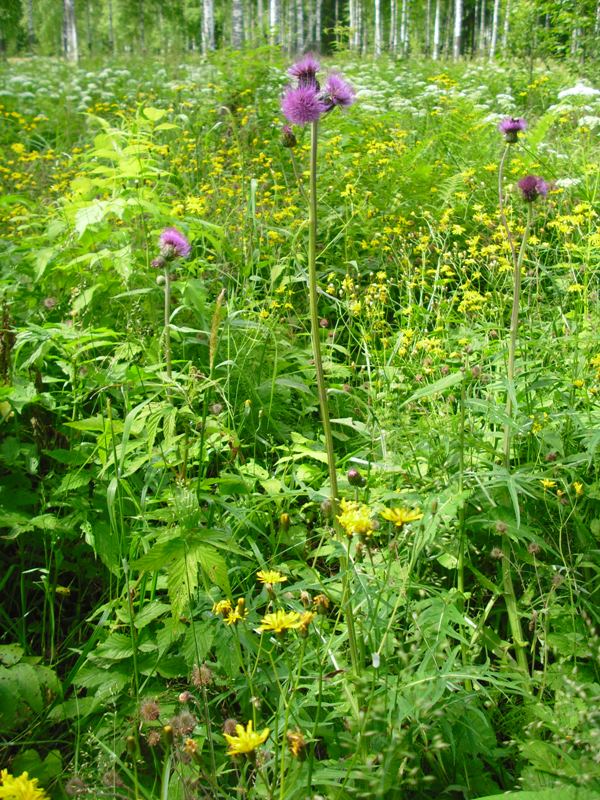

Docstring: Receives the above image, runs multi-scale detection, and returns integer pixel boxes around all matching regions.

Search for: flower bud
[347,468,366,487]
[281,125,297,148]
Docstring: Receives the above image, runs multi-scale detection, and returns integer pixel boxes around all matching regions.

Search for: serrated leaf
[182,623,214,666]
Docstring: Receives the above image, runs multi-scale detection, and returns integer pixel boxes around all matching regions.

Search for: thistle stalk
[163,267,172,379]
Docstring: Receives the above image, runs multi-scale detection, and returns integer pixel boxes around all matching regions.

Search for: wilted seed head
[192,663,213,688]
[517,175,548,202]
[528,542,541,555]
[498,116,527,143]
[159,227,191,260]
[43,297,57,309]
[281,124,297,148]
[179,691,193,703]
[495,521,508,534]
[313,593,330,614]
[147,730,161,747]
[300,589,312,608]
[140,699,160,722]
[102,770,125,788]
[184,738,198,756]
[491,547,504,560]
[65,777,87,796]
[223,718,239,736]
[551,573,564,587]
[171,710,197,736]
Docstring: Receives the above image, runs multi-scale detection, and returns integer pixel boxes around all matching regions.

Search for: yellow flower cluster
[0,770,48,800]
[212,598,248,625]
[337,499,374,537]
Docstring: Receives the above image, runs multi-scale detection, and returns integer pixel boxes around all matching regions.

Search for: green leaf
[475,790,600,800]
[402,371,464,405]
[143,107,167,121]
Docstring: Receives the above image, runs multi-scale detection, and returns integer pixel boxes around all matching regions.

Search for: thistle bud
[281,124,297,148]
[347,468,366,487]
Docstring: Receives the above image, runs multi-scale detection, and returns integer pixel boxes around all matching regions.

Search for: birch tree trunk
[256,0,264,41]
[501,0,510,52]
[453,0,462,59]
[399,0,407,55]
[296,0,303,51]
[269,0,280,44]
[108,0,115,53]
[489,0,499,59]
[432,0,441,59]
[63,0,78,62]
[374,0,382,55]
[232,0,243,47]
[478,0,486,54]
[26,0,35,50]
[425,0,431,55]
[315,0,322,47]
[202,0,215,51]
[390,0,398,53]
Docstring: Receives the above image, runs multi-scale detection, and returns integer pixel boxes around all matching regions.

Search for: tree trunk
[85,0,92,54]
[63,0,78,62]
[269,0,280,44]
[478,0,485,54]
[26,0,35,51]
[203,0,215,52]
[453,0,462,59]
[489,0,499,59]
[232,0,243,47]
[108,0,115,53]
[257,0,264,41]
[432,0,441,59]
[374,0,382,55]
[425,0,431,55]
[390,0,397,53]
[315,0,322,47]
[501,0,510,52]
[296,0,303,51]
[139,0,145,52]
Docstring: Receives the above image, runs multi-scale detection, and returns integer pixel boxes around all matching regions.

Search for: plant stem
[501,201,534,678]
[308,120,338,508]
[163,267,172,379]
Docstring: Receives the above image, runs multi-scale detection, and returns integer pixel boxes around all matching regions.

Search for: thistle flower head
[322,73,355,110]
[498,117,527,143]
[517,174,548,202]
[282,85,327,125]
[159,227,191,259]
[288,54,320,88]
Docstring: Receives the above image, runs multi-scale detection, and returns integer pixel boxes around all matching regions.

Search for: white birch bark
[108,0,115,53]
[269,0,280,44]
[315,0,322,46]
[232,0,243,48]
[401,0,409,55]
[478,0,486,54]
[257,0,264,41]
[432,0,441,59]
[26,0,35,50]
[501,0,510,52]
[374,0,382,55]
[390,0,397,52]
[425,0,431,54]
[203,0,215,52]
[296,0,303,51]
[63,0,78,62]
[453,0,462,59]
[489,0,499,59]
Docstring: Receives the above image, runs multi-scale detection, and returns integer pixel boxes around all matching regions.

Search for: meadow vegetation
[1,49,600,799]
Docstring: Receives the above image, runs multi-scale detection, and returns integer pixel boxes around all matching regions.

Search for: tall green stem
[308,120,338,507]
[500,196,534,678]
[308,120,361,676]
[163,268,172,379]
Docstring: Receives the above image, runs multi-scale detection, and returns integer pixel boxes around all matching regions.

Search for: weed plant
[1,50,600,800]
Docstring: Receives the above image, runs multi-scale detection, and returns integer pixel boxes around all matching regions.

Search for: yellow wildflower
[380,507,423,528]
[0,770,48,800]
[573,482,584,497]
[540,479,556,490]
[258,610,303,634]
[298,611,316,636]
[256,570,287,585]
[336,498,374,537]
[212,599,233,616]
[224,720,270,756]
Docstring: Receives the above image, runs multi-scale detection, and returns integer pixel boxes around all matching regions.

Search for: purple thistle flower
[159,227,191,259]
[321,73,355,111]
[517,175,548,202]
[288,54,320,88]
[498,117,527,143]
[281,86,327,125]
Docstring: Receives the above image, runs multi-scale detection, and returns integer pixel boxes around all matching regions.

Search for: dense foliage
[1,48,600,799]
